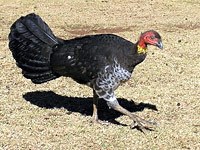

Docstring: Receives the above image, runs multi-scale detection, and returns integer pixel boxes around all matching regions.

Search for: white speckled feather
[94,59,131,101]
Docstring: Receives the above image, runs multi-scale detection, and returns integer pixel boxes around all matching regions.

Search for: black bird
[8,13,163,131]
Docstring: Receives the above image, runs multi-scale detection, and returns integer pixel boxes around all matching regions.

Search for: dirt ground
[0,0,199,149]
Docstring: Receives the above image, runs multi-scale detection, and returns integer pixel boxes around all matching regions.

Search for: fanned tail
[8,13,61,84]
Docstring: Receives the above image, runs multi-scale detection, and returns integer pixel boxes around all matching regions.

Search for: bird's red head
[137,30,163,54]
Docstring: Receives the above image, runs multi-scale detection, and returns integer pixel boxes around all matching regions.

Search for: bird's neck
[125,41,147,73]
[137,39,147,54]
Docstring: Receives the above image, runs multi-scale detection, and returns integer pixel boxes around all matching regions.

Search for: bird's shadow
[23,91,157,126]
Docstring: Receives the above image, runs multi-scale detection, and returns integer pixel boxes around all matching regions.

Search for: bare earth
[0,0,200,149]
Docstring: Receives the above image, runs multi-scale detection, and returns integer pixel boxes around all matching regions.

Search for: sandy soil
[0,0,199,149]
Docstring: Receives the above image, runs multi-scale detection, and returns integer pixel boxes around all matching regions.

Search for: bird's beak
[156,41,163,49]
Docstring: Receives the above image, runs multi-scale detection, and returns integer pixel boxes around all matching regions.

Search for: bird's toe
[91,118,110,126]
[130,118,157,132]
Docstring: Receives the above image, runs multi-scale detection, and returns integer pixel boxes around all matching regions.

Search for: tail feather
[8,13,61,84]
[17,15,58,46]
[23,71,55,78]
[18,63,50,72]
[31,75,60,84]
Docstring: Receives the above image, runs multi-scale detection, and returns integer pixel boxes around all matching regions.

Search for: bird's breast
[96,59,132,91]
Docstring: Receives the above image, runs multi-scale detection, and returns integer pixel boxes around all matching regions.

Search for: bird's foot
[130,117,157,132]
[91,118,110,125]
[93,120,110,125]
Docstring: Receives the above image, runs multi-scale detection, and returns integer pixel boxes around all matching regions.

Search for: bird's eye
[150,36,156,40]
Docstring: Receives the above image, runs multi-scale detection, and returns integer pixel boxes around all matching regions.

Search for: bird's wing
[50,34,133,84]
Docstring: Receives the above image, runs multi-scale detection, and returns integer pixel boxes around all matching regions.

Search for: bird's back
[50,34,135,84]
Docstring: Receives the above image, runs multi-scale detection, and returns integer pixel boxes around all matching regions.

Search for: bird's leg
[92,90,99,123]
[91,90,109,125]
[107,97,156,131]
[93,76,155,130]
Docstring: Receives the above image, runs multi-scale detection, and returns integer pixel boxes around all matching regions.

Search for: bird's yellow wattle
[137,45,147,54]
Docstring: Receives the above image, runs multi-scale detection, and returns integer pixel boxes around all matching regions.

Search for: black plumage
[50,34,145,84]
[8,13,163,131]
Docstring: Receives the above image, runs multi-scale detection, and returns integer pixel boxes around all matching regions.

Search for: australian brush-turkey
[8,13,163,131]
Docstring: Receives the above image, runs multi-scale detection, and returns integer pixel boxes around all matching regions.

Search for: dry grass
[0,0,200,149]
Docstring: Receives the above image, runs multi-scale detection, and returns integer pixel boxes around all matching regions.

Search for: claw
[130,118,157,132]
